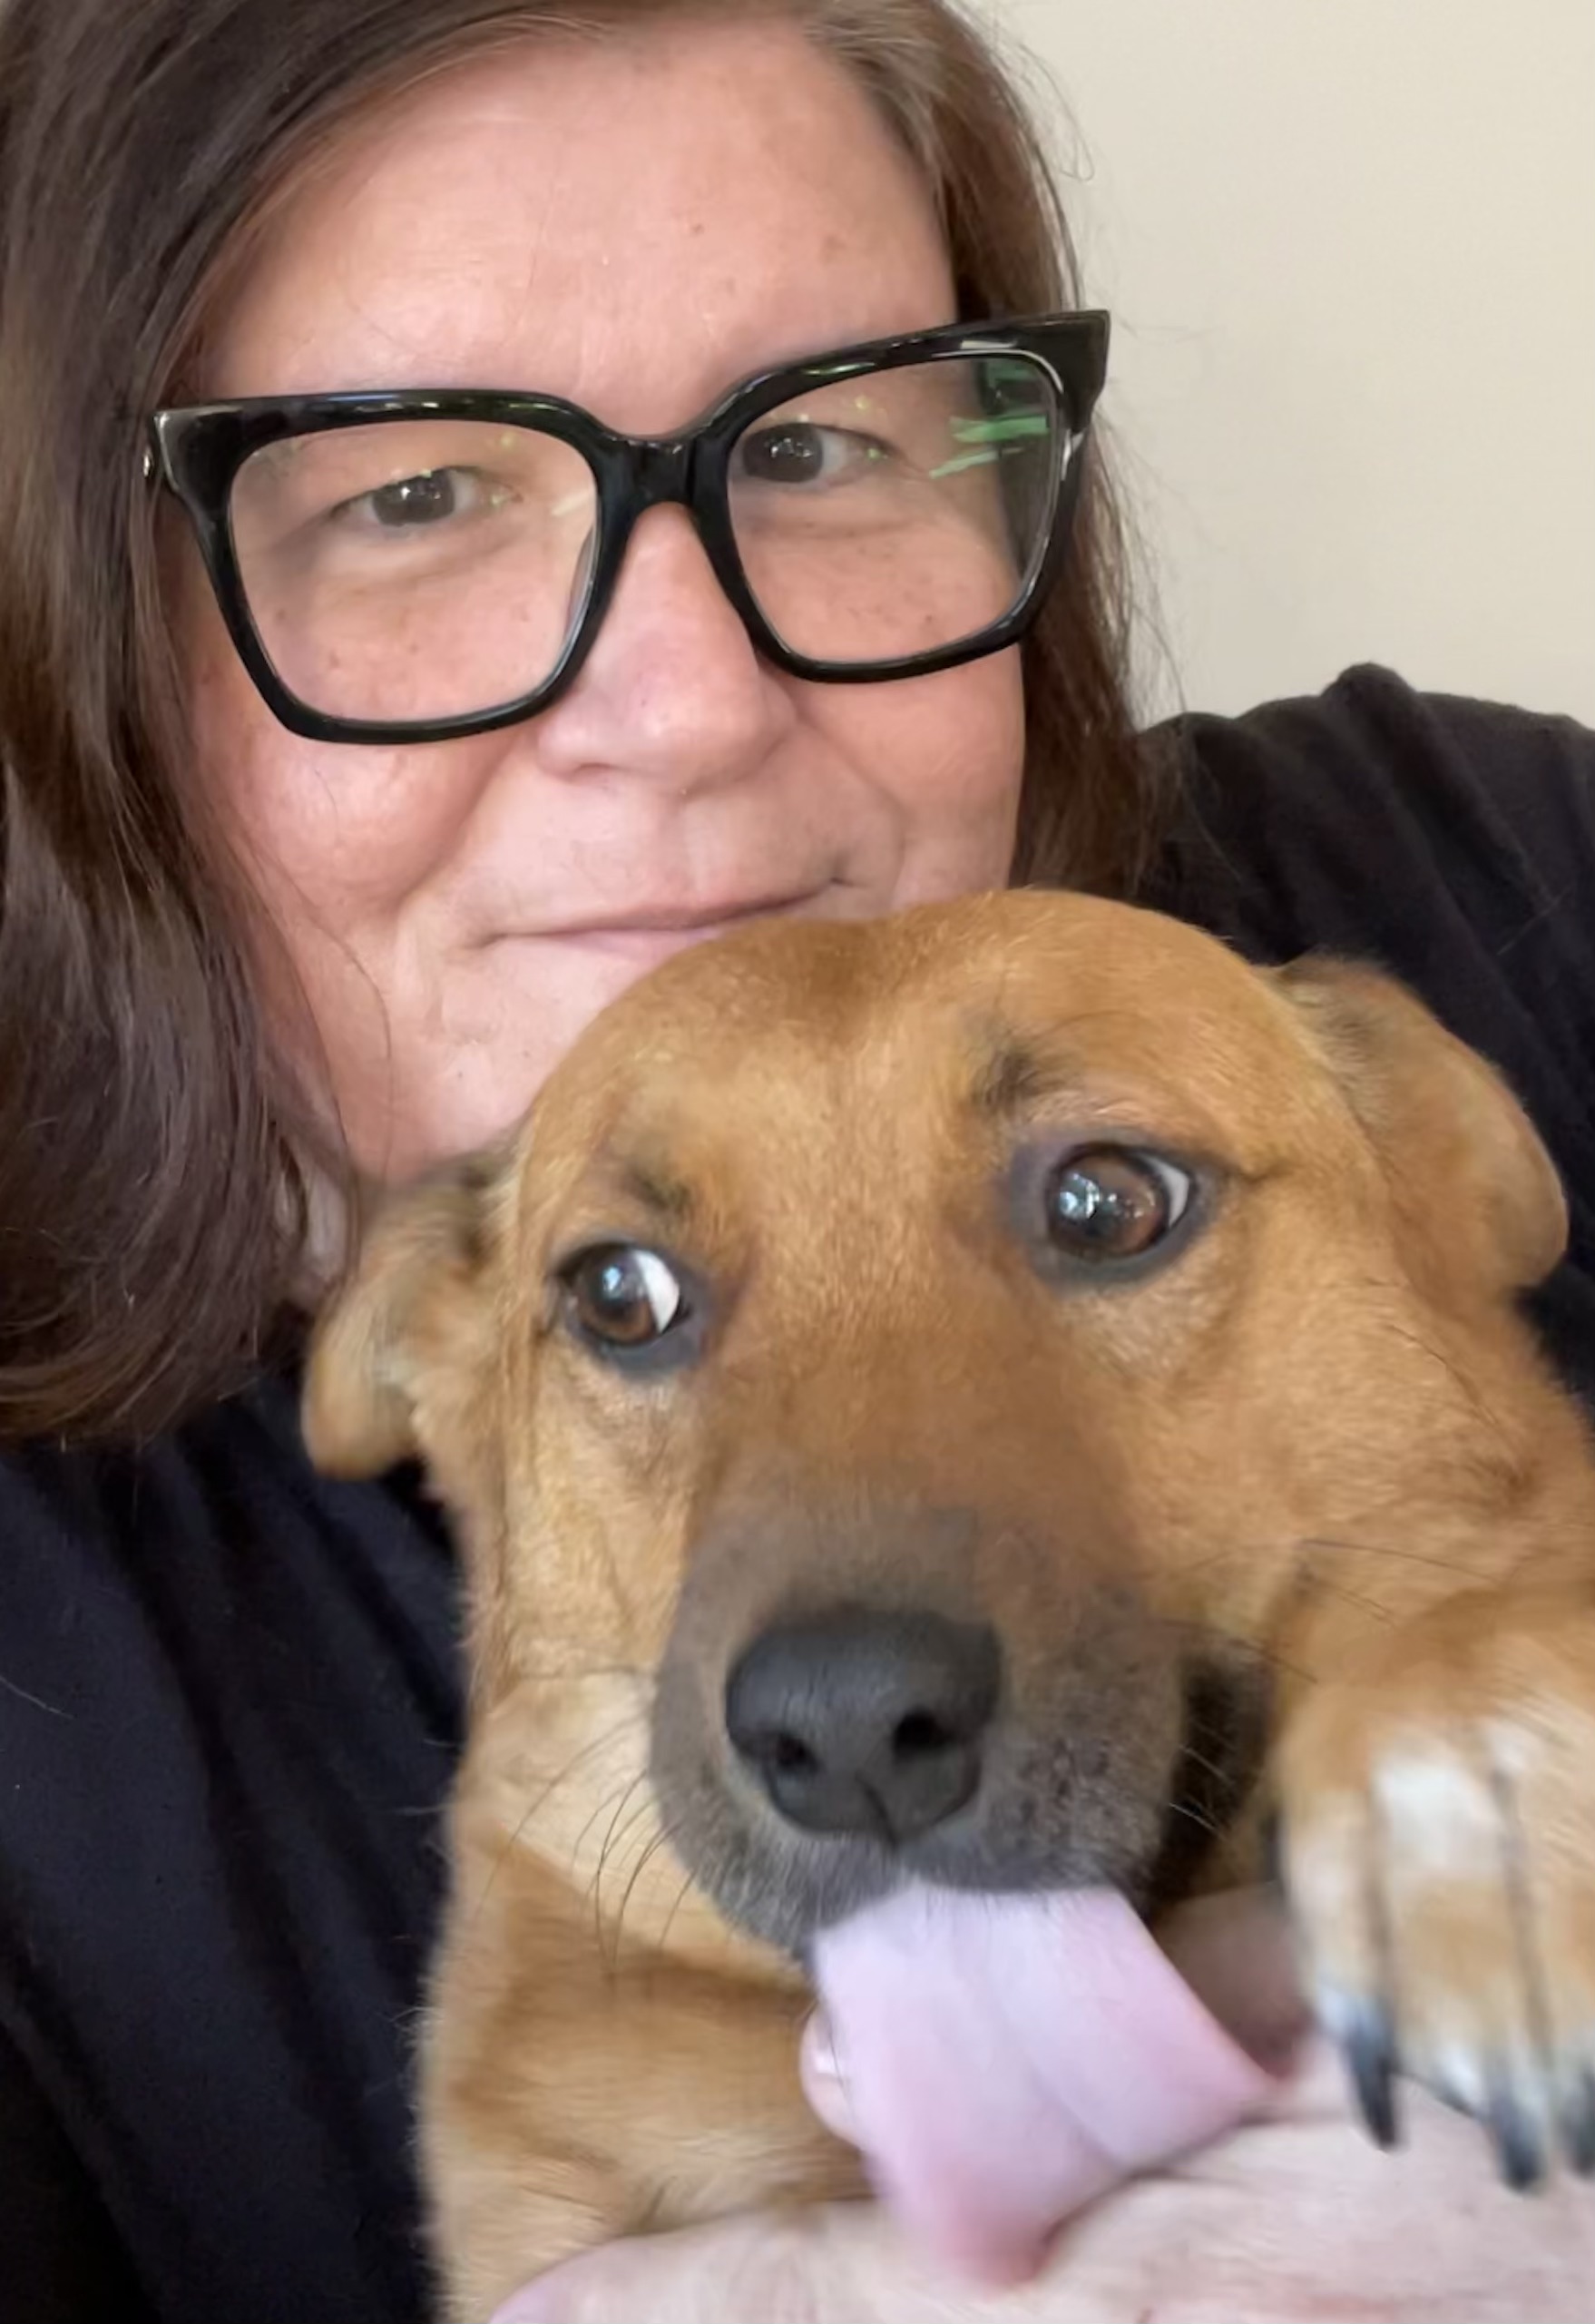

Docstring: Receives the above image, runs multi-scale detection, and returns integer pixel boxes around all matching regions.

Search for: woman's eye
[334,466,494,531]
[561,1244,688,1349]
[734,422,886,488]
[1042,1147,1192,1262]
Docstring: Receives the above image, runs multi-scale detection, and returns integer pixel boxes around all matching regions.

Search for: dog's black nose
[724,1606,1001,1844]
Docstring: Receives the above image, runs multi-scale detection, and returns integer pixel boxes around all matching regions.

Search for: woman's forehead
[201,15,957,422]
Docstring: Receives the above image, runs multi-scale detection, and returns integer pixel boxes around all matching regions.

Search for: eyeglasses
[147,311,1109,746]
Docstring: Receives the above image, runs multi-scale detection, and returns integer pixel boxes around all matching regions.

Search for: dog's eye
[561,1243,687,1348]
[1043,1146,1191,1261]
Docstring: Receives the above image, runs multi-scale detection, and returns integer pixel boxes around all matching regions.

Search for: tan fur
[304,891,1595,2319]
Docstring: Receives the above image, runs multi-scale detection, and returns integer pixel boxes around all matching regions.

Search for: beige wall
[983,0,1595,724]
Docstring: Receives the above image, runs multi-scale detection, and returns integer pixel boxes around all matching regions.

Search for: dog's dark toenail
[1561,2072,1595,2176]
[1345,2006,1400,2150]
[1489,2084,1545,2192]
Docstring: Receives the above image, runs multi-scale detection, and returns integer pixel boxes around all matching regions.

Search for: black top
[3,665,1593,2323]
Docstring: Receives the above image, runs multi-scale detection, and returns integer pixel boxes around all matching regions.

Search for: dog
[305,889,1595,2320]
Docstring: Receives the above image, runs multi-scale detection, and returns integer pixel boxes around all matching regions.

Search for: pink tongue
[809,1885,1282,2285]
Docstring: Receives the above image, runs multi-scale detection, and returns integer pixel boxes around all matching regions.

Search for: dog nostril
[893,1710,953,1760]
[725,1605,1001,1845]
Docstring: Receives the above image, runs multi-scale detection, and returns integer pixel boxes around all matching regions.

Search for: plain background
[979,0,1595,724]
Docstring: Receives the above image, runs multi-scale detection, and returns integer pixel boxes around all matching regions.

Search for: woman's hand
[491,1893,1595,2322]
[494,2046,1595,2322]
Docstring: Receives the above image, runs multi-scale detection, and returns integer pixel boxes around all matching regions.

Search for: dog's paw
[1274,1589,1595,2186]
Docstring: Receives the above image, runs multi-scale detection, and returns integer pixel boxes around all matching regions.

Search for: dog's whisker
[1297,1532,1501,1584]
[1150,1602,1270,1643]
[655,1863,700,1960]
[1282,1533,1519,1647]
[582,1787,640,1953]
[582,1770,648,1874]
[1160,1794,1226,1842]
[508,1713,645,1835]
[1172,1525,1502,1603]
[1381,1317,1518,1449]
[468,1715,649,1926]
[1150,1610,1312,1688]
[1173,1738,1247,1796]
[595,1788,668,1913]
[588,1772,652,1946]
[605,1832,663,1968]
[607,1821,687,1969]
[1293,1572,1403,1628]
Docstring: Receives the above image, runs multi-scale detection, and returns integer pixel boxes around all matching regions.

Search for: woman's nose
[530,505,792,789]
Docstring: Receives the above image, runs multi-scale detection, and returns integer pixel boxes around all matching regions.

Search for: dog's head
[306,892,1571,1954]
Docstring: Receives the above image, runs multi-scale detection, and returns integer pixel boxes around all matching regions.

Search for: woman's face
[178,16,1026,1182]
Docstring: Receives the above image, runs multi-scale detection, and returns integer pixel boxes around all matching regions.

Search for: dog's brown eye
[562,1243,686,1348]
[1043,1147,1190,1261]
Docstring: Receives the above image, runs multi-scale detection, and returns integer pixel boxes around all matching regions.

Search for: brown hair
[0,0,1158,1443]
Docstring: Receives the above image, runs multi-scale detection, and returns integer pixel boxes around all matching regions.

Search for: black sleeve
[0,1396,458,2324]
[0,2016,153,2321]
[1145,664,1595,1398]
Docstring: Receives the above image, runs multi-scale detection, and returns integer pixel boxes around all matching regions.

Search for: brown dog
[305,890,1595,2320]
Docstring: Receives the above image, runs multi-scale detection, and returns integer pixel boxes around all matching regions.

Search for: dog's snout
[724,1606,1001,1845]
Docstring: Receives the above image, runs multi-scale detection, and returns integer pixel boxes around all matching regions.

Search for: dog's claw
[1488,2084,1546,2192]
[1560,2074,1595,2176]
[1344,2008,1401,2150]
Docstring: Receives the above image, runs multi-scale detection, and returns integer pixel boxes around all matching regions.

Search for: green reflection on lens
[928,411,1051,478]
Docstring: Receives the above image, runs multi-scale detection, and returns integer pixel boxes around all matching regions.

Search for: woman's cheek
[829,646,1025,901]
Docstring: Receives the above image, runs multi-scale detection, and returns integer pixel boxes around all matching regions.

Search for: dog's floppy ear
[303,1150,507,1479]
[1273,956,1567,1298]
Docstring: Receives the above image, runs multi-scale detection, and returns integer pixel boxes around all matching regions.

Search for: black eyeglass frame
[147,310,1110,747]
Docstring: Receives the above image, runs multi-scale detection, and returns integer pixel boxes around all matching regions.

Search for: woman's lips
[505,890,827,967]
[554,922,764,966]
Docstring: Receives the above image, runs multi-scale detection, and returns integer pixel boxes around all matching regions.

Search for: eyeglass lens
[226,352,1066,725]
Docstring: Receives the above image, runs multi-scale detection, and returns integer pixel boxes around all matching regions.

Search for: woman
[1,1,1591,2319]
